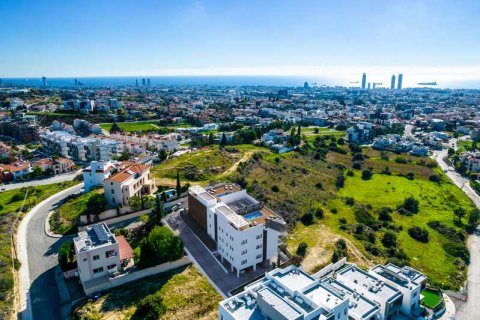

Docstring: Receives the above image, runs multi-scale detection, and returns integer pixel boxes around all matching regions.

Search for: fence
[78,207,152,230]
[83,256,191,295]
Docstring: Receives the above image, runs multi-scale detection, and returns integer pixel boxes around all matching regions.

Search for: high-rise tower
[397,74,403,90]
[42,76,47,86]
[391,75,396,89]
[361,73,367,89]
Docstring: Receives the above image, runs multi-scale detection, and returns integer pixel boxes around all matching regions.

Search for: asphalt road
[433,146,480,320]
[18,183,83,320]
[2,171,80,192]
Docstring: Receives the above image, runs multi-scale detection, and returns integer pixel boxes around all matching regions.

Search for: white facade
[188,184,285,277]
[74,224,121,285]
[103,163,155,207]
[83,160,119,191]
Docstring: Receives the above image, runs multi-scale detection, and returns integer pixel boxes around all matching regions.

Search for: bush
[397,197,419,215]
[330,207,338,214]
[361,169,372,180]
[86,193,107,215]
[345,197,355,206]
[314,208,324,219]
[315,182,323,189]
[443,242,470,263]
[332,239,348,262]
[300,212,314,225]
[427,221,465,243]
[406,172,415,180]
[429,174,440,183]
[339,217,347,224]
[352,161,362,170]
[381,166,391,175]
[408,226,429,243]
[271,185,280,192]
[296,242,308,257]
[394,157,407,164]
[335,174,345,189]
[58,240,75,271]
[352,153,364,162]
[137,226,183,268]
[378,207,393,221]
[354,207,375,225]
[135,293,166,320]
[382,231,397,248]
[346,170,355,177]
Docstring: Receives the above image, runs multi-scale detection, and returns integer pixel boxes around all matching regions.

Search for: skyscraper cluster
[361,73,403,90]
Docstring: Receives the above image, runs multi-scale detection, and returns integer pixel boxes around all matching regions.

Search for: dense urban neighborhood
[1,79,480,320]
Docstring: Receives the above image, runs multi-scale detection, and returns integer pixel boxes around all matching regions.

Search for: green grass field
[99,121,194,133]
[49,188,103,235]
[73,265,221,320]
[151,144,269,183]
[0,181,79,317]
[421,288,443,308]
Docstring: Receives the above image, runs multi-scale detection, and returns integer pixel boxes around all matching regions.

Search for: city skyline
[1,0,480,88]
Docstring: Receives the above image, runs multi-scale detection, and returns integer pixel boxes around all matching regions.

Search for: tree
[382,231,397,248]
[378,207,393,221]
[336,174,345,188]
[398,197,419,214]
[296,242,308,257]
[208,133,215,145]
[86,193,107,215]
[408,226,429,243]
[138,226,183,267]
[361,169,372,180]
[58,241,75,271]
[159,149,168,162]
[406,172,415,180]
[150,196,164,226]
[110,122,122,133]
[128,195,143,210]
[297,125,301,136]
[220,133,227,146]
[300,212,314,225]
[176,171,181,198]
[468,209,480,231]
[30,166,43,178]
[454,207,467,224]
[135,293,166,320]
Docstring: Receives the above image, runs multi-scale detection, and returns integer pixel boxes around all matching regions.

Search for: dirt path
[218,151,254,179]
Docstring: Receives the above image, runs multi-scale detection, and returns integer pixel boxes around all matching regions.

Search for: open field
[49,188,103,235]
[99,121,193,133]
[151,145,270,183]
[0,181,79,317]
[73,265,221,320]
[421,288,443,309]
[303,128,346,143]
[232,143,472,289]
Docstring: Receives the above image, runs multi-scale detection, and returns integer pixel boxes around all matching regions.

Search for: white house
[103,163,155,207]
[83,160,121,191]
[188,183,285,277]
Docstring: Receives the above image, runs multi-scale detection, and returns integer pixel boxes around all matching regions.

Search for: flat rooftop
[74,223,116,253]
[270,268,316,293]
[337,265,401,303]
[371,264,426,288]
[320,277,380,320]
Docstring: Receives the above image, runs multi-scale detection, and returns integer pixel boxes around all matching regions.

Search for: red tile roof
[115,235,135,260]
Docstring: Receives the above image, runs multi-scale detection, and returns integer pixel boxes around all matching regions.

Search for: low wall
[84,256,191,295]
[312,257,347,279]
[63,268,78,279]
[79,206,151,228]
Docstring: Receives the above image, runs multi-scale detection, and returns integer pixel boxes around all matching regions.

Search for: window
[256,244,262,249]
[83,258,87,262]
[256,234,263,239]
[256,254,262,259]
[93,255,100,261]
[241,250,247,255]
[107,264,117,270]
[111,189,114,194]
[93,267,104,274]
[241,260,247,265]
[106,250,117,258]
[241,239,247,245]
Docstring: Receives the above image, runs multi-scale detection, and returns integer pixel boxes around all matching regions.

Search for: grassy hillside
[73,265,221,320]
[0,181,79,317]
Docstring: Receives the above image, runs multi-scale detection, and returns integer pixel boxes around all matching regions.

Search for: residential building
[347,122,374,144]
[188,183,285,277]
[0,161,31,180]
[0,114,39,143]
[83,160,122,191]
[460,151,480,172]
[74,223,134,292]
[369,264,426,316]
[103,163,155,207]
[33,157,75,175]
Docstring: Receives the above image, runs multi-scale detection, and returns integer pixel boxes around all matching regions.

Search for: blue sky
[1,0,480,82]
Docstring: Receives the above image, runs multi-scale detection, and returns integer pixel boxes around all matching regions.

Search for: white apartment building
[188,183,285,277]
[83,160,122,191]
[74,224,121,285]
[40,130,123,162]
[219,265,352,320]
[103,163,155,207]
[369,264,426,316]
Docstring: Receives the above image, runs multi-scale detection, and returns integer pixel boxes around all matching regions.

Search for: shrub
[137,226,183,268]
[352,153,364,162]
[382,231,397,248]
[314,208,324,219]
[135,293,166,320]
[346,170,355,177]
[397,197,419,214]
[361,169,372,180]
[354,207,375,225]
[443,242,470,263]
[315,182,323,189]
[335,174,345,189]
[406,172,415,180]
[332,239,348,262]
[381,166,391,175]
[394,157,407,164]
[429,174,440,183]
[408,227,429,243]
[352,161,362,170]
[300,212,314,225]
[345,197,355,206]
[339,217,347,224]
[427,221,465,243]
[86,193,107,215]
[271,185,280,192]
[58,241,75,271]
[330,207,338,214]
[378,207,393,221]
[296,242,308,257]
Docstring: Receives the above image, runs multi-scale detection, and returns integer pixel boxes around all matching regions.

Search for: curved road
[432,148,480,320]
[2,171,80,192]
[17,183,83,320]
